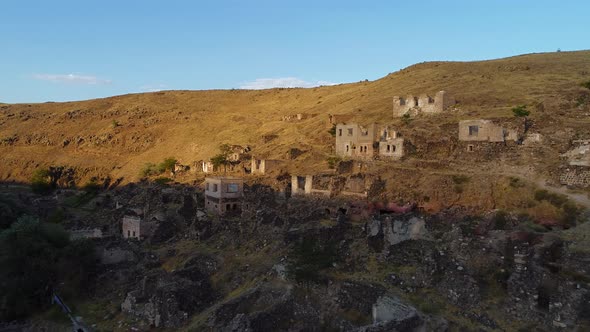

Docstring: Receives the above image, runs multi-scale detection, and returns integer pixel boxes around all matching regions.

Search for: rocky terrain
[1,50,590,331]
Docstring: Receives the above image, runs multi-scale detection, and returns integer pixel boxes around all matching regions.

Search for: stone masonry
[458,119,519,143]
[392,90,455,117]
[335,123,404,160]
[204,177,244,215]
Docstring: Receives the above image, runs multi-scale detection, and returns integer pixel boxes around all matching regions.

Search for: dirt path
[534,179,590,209]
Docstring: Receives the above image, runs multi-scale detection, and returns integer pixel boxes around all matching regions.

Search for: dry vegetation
[0,50,589,185]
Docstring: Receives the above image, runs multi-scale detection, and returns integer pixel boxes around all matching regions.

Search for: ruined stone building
[335,123,404,160]
[282,113,314,122]
[392,90,455,117]
[562,140,590,167]
[70,228,103,240]
[291,175,313,196]
[459,119,519,151]
[122,215,152,240]
[251,158,283,175]
[204,177,243,215]
[559,140,590,187]
[377,126,404,160]
[201,160,217,173]
[335,123,379,159]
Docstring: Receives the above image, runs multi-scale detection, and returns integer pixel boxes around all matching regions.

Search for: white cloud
[139,84,168,92]
[32,73,112,85]
[239,77,337,90]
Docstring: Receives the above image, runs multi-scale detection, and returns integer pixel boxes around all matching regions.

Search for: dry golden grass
[0,50,589,183]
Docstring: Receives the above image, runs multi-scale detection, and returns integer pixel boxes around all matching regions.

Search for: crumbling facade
[122,215,151,240]
[562,140,590,167]
[291,175,313,196]
[377,126,404,159]
[559,140,590,187]
[201,161,217,173]
[335,123,405,160]
[335,123,378,159]
[204,177,243,215]
[251,158,283,175]
[459,119,519,146]
[392,90,455,117]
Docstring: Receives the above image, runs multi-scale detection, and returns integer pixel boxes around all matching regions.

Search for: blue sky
[1,0,588,103]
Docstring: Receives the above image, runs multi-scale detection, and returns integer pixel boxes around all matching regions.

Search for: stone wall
[204,177,244,215]
[378,138,404,159]
[559,167,590,187]
[335,123,378,159]
[70,228,103,240]
[392,90,455,117]
[561,140,590,166]
[459,119,519,142]
[122,215,142,239]
[251,159,283,175]
[291,175,313,195]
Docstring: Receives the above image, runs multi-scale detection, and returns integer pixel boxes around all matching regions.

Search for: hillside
[0,50,589,185]
[2,50,590,331]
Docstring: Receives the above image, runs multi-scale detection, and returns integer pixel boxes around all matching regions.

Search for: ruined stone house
[562,140,590,167]
[559,140,590,187]
[251,158,283,175]
[377,126,404,160]
[335,123,405,160]
[291,175,313,196]
[335,123,379,159]
[201,160,217,173]
[392,90,455,117]
[122,215,153,240]
[458,119,519,152]
[204,177,243,215]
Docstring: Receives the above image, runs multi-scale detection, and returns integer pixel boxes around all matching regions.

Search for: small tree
[401,113,412,126]
[210,154,228,173]
[158,157,177,173]
[210,144,232,173]
[512,105,530,118]
[512,105,531,133]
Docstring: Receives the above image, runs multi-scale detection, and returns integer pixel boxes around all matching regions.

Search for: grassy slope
[0,50,589,183]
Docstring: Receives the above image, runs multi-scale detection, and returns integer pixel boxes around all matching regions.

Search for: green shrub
[110,120,120,128]
[534,189,567,207]
[492,210,509,230]
[401,113,412,125]
[158,157,177,173]
[0,216,96,320]
[452,175,470,184]
[328,124,336,137]
[287,236,339,284]
[140,157,178,178]
[31,168,52,194]
[512,105,530,117]
[154,177,172,185]
[509,177,525,188]
[326,156,341,169]
[581,80,590,90]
